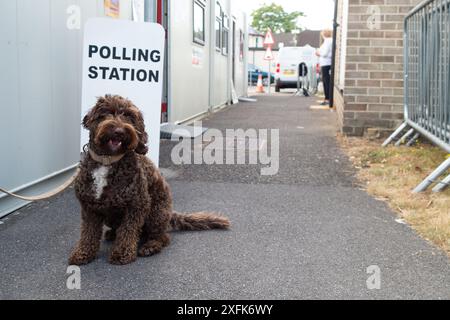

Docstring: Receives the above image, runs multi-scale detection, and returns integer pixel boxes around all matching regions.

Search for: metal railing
[295,62,318,97]
[383,0,450,192]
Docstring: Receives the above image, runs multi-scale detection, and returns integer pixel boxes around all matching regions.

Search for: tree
[251,3,304,34]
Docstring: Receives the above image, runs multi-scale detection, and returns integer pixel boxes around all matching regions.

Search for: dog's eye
[97,108,113,119]
[122,111,136,122]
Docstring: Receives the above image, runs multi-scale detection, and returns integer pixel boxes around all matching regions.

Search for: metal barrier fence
[383,0,450,192]
[295,62,318,97]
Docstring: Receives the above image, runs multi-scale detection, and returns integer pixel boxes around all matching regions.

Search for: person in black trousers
[316,30,333,106]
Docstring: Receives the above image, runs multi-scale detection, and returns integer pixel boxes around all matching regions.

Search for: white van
[275,45,319,92]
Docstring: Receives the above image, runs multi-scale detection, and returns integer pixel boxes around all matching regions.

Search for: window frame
[193,0,206,46]
[221,13,229,56]
[215,1,222,52]
[239,29,244,61]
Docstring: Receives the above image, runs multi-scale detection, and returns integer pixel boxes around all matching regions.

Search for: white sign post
[263,29,275,94]
[264,46,274,61]
[263,47,274,93]
[81,18,165,165]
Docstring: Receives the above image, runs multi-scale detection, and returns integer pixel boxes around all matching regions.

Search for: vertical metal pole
[404,16,410,122]
[441,2,449,143]
[243,13,249,97]
[432,1,438,138]
[156,0,162,24]
[416,12,419,124]
[226,0,231,104]
[267,60,271,94]
[329,0,339,108]
[444,0,449,144]
[144,0,156,22]
[209,0,216,110]
[438,0,443,141]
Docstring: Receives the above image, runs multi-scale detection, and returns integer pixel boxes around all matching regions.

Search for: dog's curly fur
[68,95,230,265]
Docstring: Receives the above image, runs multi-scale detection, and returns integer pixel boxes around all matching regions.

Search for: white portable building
[0,0,248,217]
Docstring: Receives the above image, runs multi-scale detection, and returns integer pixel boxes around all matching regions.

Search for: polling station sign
[81,18,165,165]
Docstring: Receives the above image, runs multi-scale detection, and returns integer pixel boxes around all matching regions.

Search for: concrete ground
[1,92,449,299]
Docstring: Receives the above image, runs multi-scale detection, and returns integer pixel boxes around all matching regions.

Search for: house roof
[248,26,264,36]
[298,30,322,47]
[274,30,322,48]
[248,29,322,50]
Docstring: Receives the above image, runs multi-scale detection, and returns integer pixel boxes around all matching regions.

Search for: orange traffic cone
[256,73,265,93]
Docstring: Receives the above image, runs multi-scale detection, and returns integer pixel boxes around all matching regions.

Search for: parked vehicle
[275,46,319,92]
[248,64,275,85]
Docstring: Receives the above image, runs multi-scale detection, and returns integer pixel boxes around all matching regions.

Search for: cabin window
[193,0,205,45]
[222,14,229,55]
[239,29,244,61]
[215,2,222,51]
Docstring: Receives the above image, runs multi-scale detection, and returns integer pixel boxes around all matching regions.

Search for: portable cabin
[0,0,248,217]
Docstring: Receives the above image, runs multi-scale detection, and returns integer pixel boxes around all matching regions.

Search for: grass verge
[338,135,450,255]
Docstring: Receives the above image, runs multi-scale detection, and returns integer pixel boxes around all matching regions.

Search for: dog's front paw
[68,249,96,265]
[109,249,137,265]
[138,240,163,257]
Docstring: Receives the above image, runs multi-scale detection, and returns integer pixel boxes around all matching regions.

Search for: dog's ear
[82,96,107,129]
[135,131,148,155]
[82,110,93,129]
[132,106,149,155]
[134,116,148,155]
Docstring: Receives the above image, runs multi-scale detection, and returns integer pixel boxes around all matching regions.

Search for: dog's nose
[114,128,125,135]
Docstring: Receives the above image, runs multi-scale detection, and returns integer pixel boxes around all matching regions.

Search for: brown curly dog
[69,95,230,265]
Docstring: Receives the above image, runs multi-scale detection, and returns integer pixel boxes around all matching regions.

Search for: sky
[234,0,335,31]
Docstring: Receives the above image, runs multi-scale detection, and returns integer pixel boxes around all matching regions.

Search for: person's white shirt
[318,37,332,67]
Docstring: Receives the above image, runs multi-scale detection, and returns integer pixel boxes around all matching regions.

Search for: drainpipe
[330,0,339,109]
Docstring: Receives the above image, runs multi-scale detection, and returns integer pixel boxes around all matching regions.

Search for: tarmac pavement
[1,92,449,299]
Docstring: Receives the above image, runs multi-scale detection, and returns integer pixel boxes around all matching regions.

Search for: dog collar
[88,148,125,166]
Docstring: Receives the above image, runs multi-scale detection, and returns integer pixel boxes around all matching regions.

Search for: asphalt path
[1,93,449,299]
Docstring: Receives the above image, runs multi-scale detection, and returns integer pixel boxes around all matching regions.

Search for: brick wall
[334,0,422,136]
